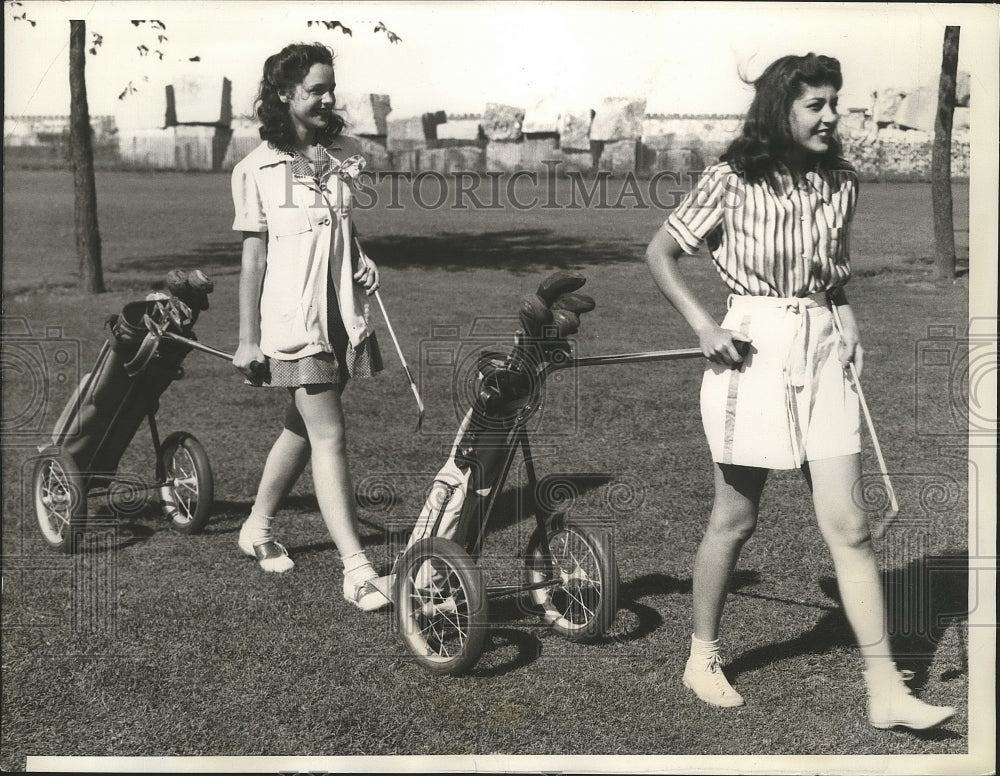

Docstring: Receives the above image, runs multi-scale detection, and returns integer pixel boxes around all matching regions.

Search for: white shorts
[700,292,861,470]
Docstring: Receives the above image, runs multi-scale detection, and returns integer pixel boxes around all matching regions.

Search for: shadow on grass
[111,241,242,284]
[197,495,400,541]
[12,226,644,297]
[364,229,640,273]
[473,626,544,677]
[99,518,157,549]
[726,550,968,709]
[95,228,640,293]
[610,570,801,645]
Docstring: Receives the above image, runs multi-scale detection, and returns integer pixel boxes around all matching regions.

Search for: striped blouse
[664,161,859,297]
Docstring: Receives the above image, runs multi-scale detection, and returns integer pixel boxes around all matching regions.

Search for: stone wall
[116,72,234,171]
[213,108,974,182]
[5,89,972,181]
[841,128,971,181]
[336,110,968,182]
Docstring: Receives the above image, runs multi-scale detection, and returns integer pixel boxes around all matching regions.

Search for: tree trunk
[69,20,105,293]
[931,25,960,283]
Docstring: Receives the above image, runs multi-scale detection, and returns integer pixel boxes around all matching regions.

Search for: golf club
[830,304,899,538]
[139,313,263,378]
[354,236,425,432]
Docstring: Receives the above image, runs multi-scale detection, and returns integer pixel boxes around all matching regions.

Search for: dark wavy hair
[721,53,845,184]
[254,43,346,148]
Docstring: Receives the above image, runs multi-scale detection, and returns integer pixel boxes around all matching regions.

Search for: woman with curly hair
[645,53,955,728]
[230,42,389,611]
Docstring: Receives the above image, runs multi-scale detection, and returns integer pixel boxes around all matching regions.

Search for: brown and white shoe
[343,576,392,612]
[238,523,294,573]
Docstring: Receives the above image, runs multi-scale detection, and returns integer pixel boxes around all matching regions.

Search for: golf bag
[403,352,535,551]
[48,296,200,484]
[401,270,592,554]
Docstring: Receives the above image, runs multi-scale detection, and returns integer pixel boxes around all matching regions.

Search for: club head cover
[519,294,553,338]
[551,292,596,315]
[166,269,189,298]
[536,271,586,306]
[187,269,214,310]
[187,269,214,294]
[551,308,581,338]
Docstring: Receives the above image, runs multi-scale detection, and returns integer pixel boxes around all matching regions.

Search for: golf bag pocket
[53,341,149,476]
[406,462,470,550]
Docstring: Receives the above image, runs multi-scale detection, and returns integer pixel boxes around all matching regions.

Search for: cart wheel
[524,516,618,642]
[392,537,488,676]
[159,432,214,534]
[33,450,87,553]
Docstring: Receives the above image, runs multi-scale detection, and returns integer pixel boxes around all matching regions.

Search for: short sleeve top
[664,160,859,297]
[231,136,372,360]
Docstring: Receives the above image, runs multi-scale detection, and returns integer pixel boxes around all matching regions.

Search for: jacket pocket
[268,204,311,238]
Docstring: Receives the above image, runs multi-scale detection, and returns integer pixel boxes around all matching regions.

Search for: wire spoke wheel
[393,537,487,676]
[159,432,213,534]
[525,516,618,641]
[33,450,86,553]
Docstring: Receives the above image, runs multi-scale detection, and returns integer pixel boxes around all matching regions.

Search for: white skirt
[700,292,861,470]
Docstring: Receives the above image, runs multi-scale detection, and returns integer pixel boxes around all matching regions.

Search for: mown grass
[1,169,974,770]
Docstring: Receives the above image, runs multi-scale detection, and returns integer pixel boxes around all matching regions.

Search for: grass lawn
[1,169,977,770]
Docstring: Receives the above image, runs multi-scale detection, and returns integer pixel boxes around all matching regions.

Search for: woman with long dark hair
[230,43,388,611]
[645,53,954,729]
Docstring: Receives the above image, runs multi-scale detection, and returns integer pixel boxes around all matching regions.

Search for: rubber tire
[524,516,619,642]
[392,537,488,676]
[159,432,214,534]
[33,450,87,553]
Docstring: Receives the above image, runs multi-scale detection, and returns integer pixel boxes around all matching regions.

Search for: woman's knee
[292,385,348,450]
[816,507,871,549]
[706,501,758,544]
[708,464,764,543]
[300,417,347,452]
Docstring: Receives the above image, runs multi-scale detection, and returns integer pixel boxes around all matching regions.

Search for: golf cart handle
[161,331,234,361]
[137,313,264,378]
[545,347,703,372]
[166,332,265,378]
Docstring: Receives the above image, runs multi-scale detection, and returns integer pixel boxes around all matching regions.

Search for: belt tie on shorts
[725,291,829,466]
[728,292,826,465]
[781,299,813,465]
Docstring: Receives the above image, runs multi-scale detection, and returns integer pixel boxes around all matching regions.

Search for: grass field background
[1,169,974,769]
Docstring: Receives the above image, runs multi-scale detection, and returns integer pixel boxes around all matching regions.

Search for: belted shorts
[700,292,861,470]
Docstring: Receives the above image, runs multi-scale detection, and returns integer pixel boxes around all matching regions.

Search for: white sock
[863,657,899,679]
[690,634,722,662]
[241,508,275,546]
[342,551,377,584]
